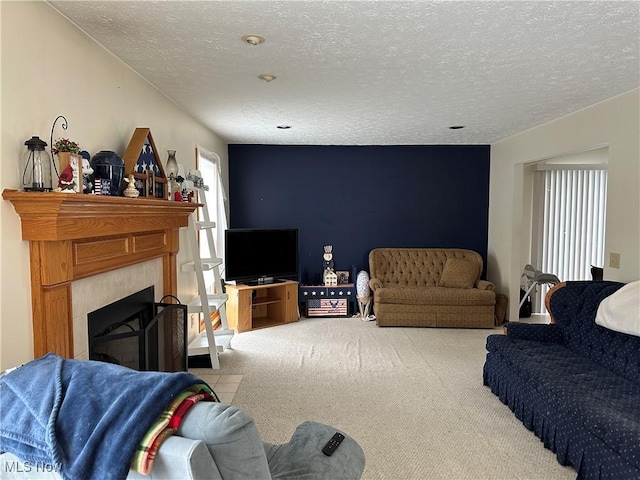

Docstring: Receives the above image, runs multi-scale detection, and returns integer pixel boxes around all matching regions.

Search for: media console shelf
[225,280,299,332]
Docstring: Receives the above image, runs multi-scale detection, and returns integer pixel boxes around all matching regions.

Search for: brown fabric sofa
[368,248,496,328]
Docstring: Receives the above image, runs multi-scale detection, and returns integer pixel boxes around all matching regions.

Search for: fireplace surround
[3,189,197,360]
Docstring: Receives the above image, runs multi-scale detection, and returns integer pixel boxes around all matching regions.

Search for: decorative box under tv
[307,298,348,317]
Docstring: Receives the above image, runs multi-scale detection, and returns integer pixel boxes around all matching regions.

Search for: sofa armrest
[127,436,221,480]
[0,438,221,480]
[177,402,272,480]
[476,280,495,291]
[503,322,562,343]
[369,277,383,291]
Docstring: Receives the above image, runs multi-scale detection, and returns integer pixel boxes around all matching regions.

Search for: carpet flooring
[191,317,576,480]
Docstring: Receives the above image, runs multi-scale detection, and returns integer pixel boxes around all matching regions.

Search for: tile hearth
[189,371,242,403]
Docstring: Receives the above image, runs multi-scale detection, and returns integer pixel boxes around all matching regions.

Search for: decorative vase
[356,270,373,320]
[165,150,179,200]
[166,150,178,175]
[91,150,125,196]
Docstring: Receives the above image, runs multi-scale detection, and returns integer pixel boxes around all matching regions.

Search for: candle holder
[22,136,53,191]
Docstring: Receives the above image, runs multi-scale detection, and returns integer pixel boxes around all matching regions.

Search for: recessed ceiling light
[242,34,265,46]
[258,74,276,82]
[449,125,465,130]
[277,125,291,129]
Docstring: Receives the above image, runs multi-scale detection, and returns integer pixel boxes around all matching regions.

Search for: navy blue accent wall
[227,145,490,284]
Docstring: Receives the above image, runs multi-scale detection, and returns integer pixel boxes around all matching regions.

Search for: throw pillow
[439,257,479,289]
[595,280,640,337]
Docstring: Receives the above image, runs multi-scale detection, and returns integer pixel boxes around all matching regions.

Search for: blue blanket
[0,353,209,480]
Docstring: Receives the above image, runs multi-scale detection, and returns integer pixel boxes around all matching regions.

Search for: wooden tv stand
[225,280,299,332]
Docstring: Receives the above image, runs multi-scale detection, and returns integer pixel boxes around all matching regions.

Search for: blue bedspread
[0,353,208,480]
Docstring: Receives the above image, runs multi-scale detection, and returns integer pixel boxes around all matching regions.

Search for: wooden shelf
[252,316,287,330]
[253,296,281,306]
[2,189,197,241]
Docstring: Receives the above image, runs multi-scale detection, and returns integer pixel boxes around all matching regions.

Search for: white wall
[0,1,228,370]
[488,89,640,321]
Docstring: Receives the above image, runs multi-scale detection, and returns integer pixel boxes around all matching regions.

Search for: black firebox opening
[88,286,187,372]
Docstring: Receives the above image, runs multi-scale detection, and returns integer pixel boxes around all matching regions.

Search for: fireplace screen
[88,287,187,372]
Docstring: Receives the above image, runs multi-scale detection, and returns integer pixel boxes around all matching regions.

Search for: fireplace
[88,286,187,372]
[3,189,198,360]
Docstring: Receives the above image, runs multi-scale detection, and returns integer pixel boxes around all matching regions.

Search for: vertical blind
[531,166,607,311]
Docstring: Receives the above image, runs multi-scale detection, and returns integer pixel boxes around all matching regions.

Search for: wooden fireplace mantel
[3,189,198,358]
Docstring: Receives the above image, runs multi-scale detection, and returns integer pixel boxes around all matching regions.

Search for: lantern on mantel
[22,136,53,191]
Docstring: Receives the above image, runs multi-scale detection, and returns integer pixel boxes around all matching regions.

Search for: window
[530,161,607,312]
[196,145,228,293]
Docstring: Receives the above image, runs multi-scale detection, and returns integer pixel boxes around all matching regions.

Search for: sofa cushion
[438,257,479,289]
[368,248,484,288]
[375,286,495,306]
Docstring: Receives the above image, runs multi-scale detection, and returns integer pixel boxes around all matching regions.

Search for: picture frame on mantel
[122,127,168,199]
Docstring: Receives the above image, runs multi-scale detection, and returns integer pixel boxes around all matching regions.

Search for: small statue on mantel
[123,174,140,198]
[56,162,76,193]
[81,157,94,194]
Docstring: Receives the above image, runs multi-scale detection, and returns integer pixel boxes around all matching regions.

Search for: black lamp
[22,136,53,191]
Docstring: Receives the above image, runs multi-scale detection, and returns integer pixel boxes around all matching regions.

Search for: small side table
[300,283,356,317]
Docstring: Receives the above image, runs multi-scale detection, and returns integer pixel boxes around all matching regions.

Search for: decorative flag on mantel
[307,298,348,317]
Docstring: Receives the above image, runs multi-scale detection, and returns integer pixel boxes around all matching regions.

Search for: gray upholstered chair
[0,354,365,480]
[0,402,365,480]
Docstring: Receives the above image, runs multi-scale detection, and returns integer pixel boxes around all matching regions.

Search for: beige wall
[488,89,640,321]
[0,1,228,370]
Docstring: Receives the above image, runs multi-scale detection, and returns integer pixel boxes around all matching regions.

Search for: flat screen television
[224,228,299,284]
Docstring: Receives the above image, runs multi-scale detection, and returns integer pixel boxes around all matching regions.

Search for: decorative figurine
[323,245,337,286]
[324,270,338,286]
[56,155,79,193]
[81,157,94,194]
[356,270,374,321]
[322,245,334,271]
[123,174,140,198]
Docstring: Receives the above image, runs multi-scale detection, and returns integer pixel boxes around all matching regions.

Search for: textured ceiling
[48,1,639,145]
